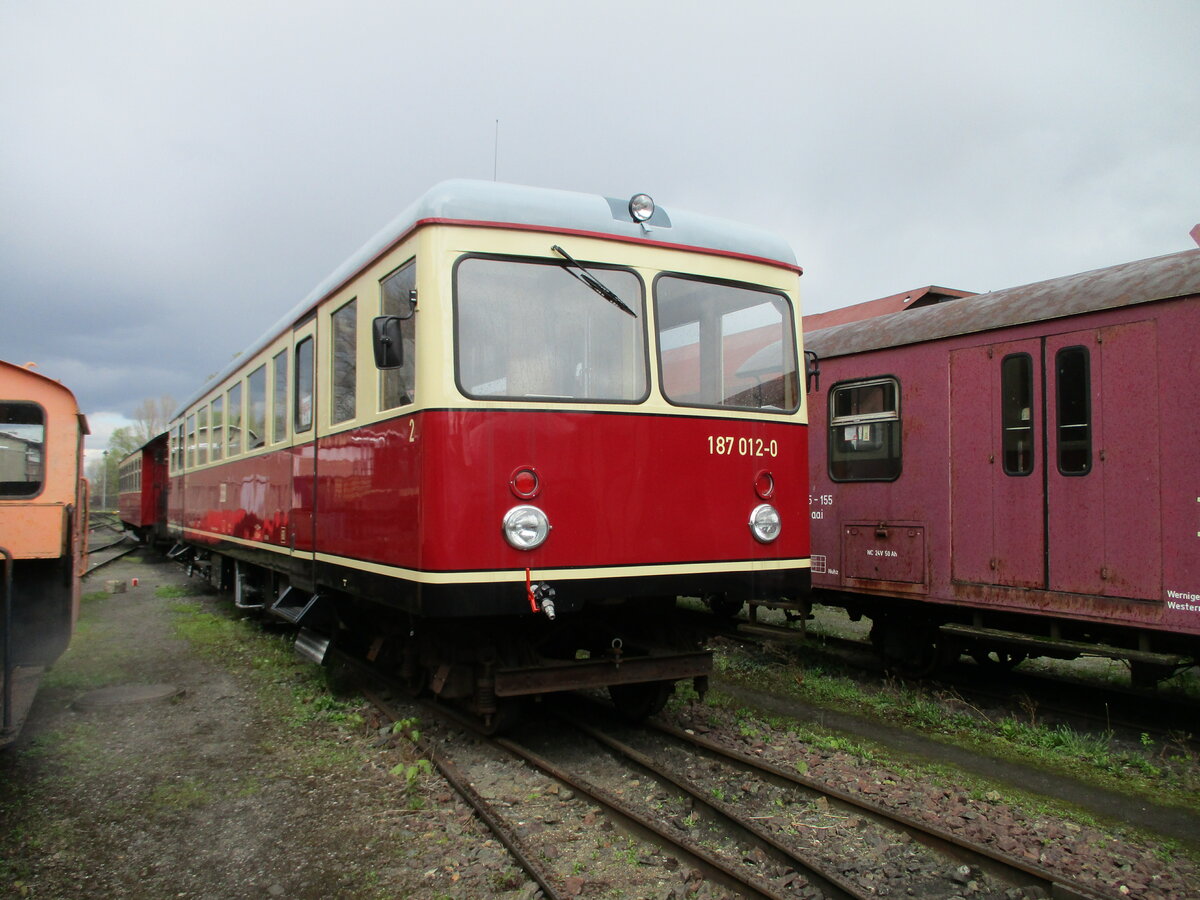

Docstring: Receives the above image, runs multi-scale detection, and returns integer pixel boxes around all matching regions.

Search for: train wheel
[477,700,520,735]
[609,680,673,720]
[703,593,744,618]
[398,663,426,698]
[971,648,1027,671]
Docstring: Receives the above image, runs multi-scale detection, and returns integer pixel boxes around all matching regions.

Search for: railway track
[362,675,1118,900]
[85,522,139,576]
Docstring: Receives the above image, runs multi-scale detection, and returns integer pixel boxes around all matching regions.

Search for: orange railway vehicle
[1,359,90,747]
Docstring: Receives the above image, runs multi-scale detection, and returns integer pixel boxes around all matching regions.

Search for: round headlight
[749,504,781,543]
[503,505,551,550]
[628,193,655,222]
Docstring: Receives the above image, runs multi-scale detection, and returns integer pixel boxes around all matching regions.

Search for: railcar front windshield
[455,256,648,402]
[656,275,800,413]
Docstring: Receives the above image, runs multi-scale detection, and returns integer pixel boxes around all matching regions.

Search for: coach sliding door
[1044,322,1161,600]
[952,321,1162,601]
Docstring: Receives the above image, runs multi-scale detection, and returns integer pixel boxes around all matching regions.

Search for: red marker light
[510,467,540,499]
[754,470,775,500]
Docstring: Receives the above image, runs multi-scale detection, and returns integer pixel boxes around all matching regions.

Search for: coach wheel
[971,648,1027,671]
[609,680,673,720]
[704,593,744,619]
[871,617,956,678]
[1129,660,1174,690]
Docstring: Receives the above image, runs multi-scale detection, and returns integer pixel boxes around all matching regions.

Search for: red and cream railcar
[168,180,810,720]
[805,249,1200,684]
[118,432,169,545]
[1,359,89,746]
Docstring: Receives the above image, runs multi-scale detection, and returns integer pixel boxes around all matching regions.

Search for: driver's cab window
[0,402,45,498]
[380,262,416,410]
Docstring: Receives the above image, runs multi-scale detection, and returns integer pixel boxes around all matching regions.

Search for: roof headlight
[628,193,655,223]
[749,503,782,543]
[503,505,551,550]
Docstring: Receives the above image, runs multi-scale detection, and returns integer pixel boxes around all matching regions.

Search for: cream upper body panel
[170,181,806,472]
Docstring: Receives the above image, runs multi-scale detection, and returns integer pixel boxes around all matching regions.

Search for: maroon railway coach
[805,249,1200,685]
[166,180,811,723]
[118,432,169,545]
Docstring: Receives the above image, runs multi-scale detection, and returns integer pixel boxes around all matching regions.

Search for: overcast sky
[3,1,1197,455]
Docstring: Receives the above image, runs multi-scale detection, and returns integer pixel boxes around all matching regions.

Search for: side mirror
[372,316,405,369]
[805,350,820,394]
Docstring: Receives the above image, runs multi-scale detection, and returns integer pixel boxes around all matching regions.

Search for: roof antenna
[493,119,499,181]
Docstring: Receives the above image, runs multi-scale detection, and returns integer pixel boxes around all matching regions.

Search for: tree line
[88,395,174,509]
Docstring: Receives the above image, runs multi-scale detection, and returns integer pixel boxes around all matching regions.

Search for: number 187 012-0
[707,435,779,458]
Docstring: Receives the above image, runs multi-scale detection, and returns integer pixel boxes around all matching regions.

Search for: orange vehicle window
[0,402,45,498]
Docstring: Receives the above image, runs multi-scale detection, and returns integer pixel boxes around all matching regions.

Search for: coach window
[210,396,224,462]
[247,365,267,450]
[1001,353,1034,475]
[331,298,357,424]
[295,336,314,433]
[272,350,288,443]
[196,405,209,466]
[1056,346,1091,475]
[227,382,243,457]
[0,402,45,498]
[380,262,416,409]
[655,275,798,412]
[828,377,901,481]
[186,414,197,469]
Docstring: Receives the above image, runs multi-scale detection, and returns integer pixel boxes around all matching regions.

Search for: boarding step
[269,587,328,626]
[294,628,331,666]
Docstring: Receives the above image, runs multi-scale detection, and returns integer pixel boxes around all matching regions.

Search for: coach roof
[805,248,1200,360]
[176,180,800,417]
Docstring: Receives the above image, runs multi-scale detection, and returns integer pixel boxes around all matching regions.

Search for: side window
[227,382,243,457]
[247,365,267,450]
[196,405,209,466]
[331,298,357,424]
[1001,353,1034,476]
[272,350,288,443]
[295,336,314,433]
[172,423,184,472]
[1056,346,1091,475]
[380,262,416,409]
[186,414,197,468]
[0,402,45,498]
[210,397,224,462]
[828,378,901,481]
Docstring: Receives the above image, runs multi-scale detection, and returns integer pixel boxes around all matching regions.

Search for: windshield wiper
[551,244,637,317]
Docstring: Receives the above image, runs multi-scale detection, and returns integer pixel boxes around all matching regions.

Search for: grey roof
[805,248,1200,360]
[177,180,799,416]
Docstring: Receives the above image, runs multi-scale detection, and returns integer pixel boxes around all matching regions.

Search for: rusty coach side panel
[805,249,1200,671]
